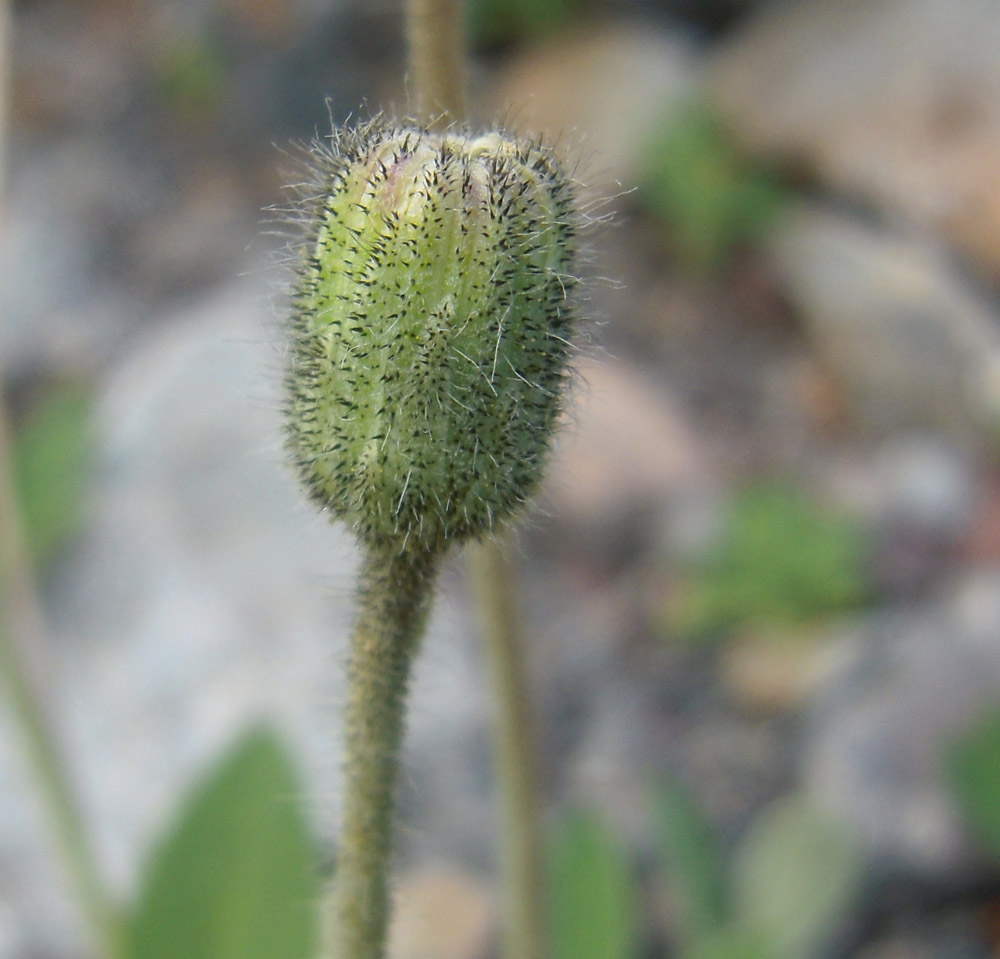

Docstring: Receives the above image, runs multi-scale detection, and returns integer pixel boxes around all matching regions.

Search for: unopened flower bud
[285,120,579,553]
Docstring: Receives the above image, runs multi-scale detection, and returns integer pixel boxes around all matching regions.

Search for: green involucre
[285,120,578,551]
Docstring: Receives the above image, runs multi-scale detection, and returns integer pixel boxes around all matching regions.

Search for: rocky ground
[5,0,1000,957]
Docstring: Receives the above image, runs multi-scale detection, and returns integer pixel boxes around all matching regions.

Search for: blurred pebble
[821,435,976,596]
[766,202,1000,441]
[490,20,698,193]
[803,569,1000,874]
[387,868,495,959]
[719,631,856,715]
[825,437,976,536]
[872,437,977,534]
[856,937,933,959]
[962,475,1000,562]
[543,356,716,535]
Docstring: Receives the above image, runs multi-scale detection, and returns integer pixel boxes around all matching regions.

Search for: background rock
[543,355,716,530]
[803,569,1000,873]
[708,0,1000,277]
[766,202,1000,440]
[387,868,495,959]
[490,21,698,192]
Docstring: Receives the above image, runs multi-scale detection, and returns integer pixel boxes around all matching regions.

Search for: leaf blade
[948,706,1000,859]
[549,809,637,959]
[730,795,860,959]
[653,781,727,944]
[127,727,318,959]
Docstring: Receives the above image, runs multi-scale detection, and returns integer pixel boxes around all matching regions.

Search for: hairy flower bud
[285,120,578,552]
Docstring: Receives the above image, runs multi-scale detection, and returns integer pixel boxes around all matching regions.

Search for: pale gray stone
[708,0,1000,275]
[766,202,1000,439]
[803,570,1000,873]
[490,21,699,194]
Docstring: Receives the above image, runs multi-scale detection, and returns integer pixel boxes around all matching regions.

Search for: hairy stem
[472,539,547,959]
[404,0,466,127]
[324,541,441,959]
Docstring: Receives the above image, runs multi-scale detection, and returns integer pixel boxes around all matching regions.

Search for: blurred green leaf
[127,727,318,959]
[550,810,637,959]
[730,795,861,959]
[667,483,870,643]
[12,384,92,567]
[948,706,1000,859]
[156,35,228,119]
[641,101,786,271]
[653,782,726,944]
[467,0,584,49]
[677,927,777,959]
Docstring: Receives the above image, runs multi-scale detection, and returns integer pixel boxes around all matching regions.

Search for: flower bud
[285,120,578,552]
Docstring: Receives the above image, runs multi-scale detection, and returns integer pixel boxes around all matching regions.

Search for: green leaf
[731,795,861,959]
[550,809,637,959]
[467,0,583,48]
[677,927,777,959]
[948,706,1000,859]
[156,35,228,119]
[640,102,787,271]
[652,782,726,943]
[127,727,318,959]
[12,384,93,567]
[665,483,870,643]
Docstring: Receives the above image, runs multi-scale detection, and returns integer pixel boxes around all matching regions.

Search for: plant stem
[402,3,550,957]
[0,399,122,959]
[404,0,466,127]
[471,539,547,959]
[0,0,9,194]
[0,4,120,956]
[324,541,441,959]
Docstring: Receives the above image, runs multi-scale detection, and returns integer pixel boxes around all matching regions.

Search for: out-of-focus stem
[403,2,550,956]
[0,324,122,959]
[0,5,120,953]
[471,538,548,959]
[0,0,8,197]
[404,0,467,128]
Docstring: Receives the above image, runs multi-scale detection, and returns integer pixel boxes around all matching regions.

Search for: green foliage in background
[666,483,870,643]
[640,101,786,271]
[729,797,861,958]
[127,728,318,959]
[155,34,228,120]
[655,788,862,959]
[654,782,727,945]
[467,0,585,50]
[550,811,638,959]
[681,930,774,959]
[948,706,1000,860]
[11,383,93,568]
[549,791,861,959]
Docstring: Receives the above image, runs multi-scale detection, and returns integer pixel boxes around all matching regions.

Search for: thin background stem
[0,411,121,959]
[404,0,467,127]
[401,3,550,956]
[0,3,120,954]
[470,539,547,959]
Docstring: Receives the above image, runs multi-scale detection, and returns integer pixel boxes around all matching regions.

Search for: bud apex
[285,120,578,552]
